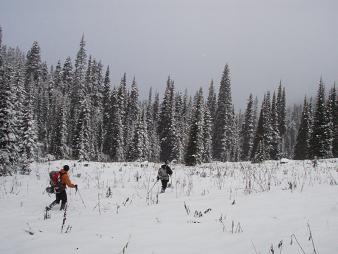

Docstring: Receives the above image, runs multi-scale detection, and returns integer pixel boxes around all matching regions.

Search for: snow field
[0,159,337,254]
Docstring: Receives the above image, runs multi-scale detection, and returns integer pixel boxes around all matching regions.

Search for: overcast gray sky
[1,0,337,109]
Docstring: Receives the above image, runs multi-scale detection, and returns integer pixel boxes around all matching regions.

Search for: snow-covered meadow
[0,159,337,254]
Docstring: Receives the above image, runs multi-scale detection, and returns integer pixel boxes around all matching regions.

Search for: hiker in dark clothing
[46,165,77,211]
[157,161,173,193]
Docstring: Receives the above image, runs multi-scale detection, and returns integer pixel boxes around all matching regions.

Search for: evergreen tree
[24,41,41,88]
[202,105,212,162]
[310,78,333,158]
[285,105,302,157]
[251,100,265,163]
[110,88,124,161]
[263,92,273,159]
[185,88,204,166]
[241,94,255,161]
[129,108,149,161]
[52,97,68,159]
[294,97,311,160]
[174,92,184,161]
[254,140,267,163]
[71,35,87,156]
[213,64,234,161]
[102,66,111,156]
[277,82,286,136]
[251,93,273,161]
[0,62,19,174]
[253,96,259,131]
[117,73,128,154]
[207,80,217,122]
[327,85,337,157]
[126,77,139,160]
[74,97,92,161]
[158,77,180,162]
[53,61,63,91]
[24,42,46,151]
[331,85,338,157]
[270,92,280,160]
[277,82,286,155]
[231,108,241,162]
[62,56,73,96]
[22,78,38,164]
[147,90,160,162]
[181,89,192,155]
[11,67,25,164]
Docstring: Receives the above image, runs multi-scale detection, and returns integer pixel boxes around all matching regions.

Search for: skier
[46,165,78,211]
[157,160,173,193]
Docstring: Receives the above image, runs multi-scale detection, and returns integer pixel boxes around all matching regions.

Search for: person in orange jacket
[46,165,78,211]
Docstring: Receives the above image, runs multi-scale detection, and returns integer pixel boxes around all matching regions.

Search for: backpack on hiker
[158,165,171,181]
[46,171,64,194]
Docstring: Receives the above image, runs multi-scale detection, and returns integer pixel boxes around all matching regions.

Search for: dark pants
[161,180,169,192]
[48,189,67,210]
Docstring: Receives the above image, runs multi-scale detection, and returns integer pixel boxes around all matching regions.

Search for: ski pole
[147,180,158,195]
[76,188,86,208]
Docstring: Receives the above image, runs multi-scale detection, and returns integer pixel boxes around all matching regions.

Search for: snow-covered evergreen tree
[147,90,160,162]
[277,82,286,155]
[111,88,125,161]
[284,105,300,158]
[158,77,180,162]
[270,92,280,160]
[213,64,234,161]
[241,94,255,161]
[126,77,139,160]
[174,91,185,162]
[71,35,87,156]
[102,66,111,157]
[52,96,69,159]
[202,105,212,163]
[251,93,273,161]
[207,80,217,123]
[254,140,267,163]
[22,78,38,164]
[74,97,93,161]
[277,82,286,136]
[24,41,41,89]
[327,85,336,157]
[310,78,333,158]
[0,61,20,174]
[231,108,241,162]
[62,56,73,96]
[263,92,273,159]
[11,67,25,163]
[185,88,204,166]
[129,108,149,161]
[294,97,311,160]
[331,85,338,157]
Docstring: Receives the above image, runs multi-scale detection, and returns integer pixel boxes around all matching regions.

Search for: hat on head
[63,165,70,171]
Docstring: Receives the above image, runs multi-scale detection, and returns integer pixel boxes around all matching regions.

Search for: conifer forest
[0,27,337,175]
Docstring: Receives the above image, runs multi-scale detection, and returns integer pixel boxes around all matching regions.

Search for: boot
[46,200,57,211]
[60,202,66,210]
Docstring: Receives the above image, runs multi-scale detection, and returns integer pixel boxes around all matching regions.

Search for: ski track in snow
[0,159,337,254]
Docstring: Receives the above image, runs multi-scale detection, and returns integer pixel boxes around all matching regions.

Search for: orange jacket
[60,169,76,188]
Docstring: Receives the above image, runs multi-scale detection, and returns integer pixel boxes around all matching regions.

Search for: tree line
[0,30,337,174]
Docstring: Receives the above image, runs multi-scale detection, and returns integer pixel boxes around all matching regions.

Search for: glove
[75,185,78,191]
